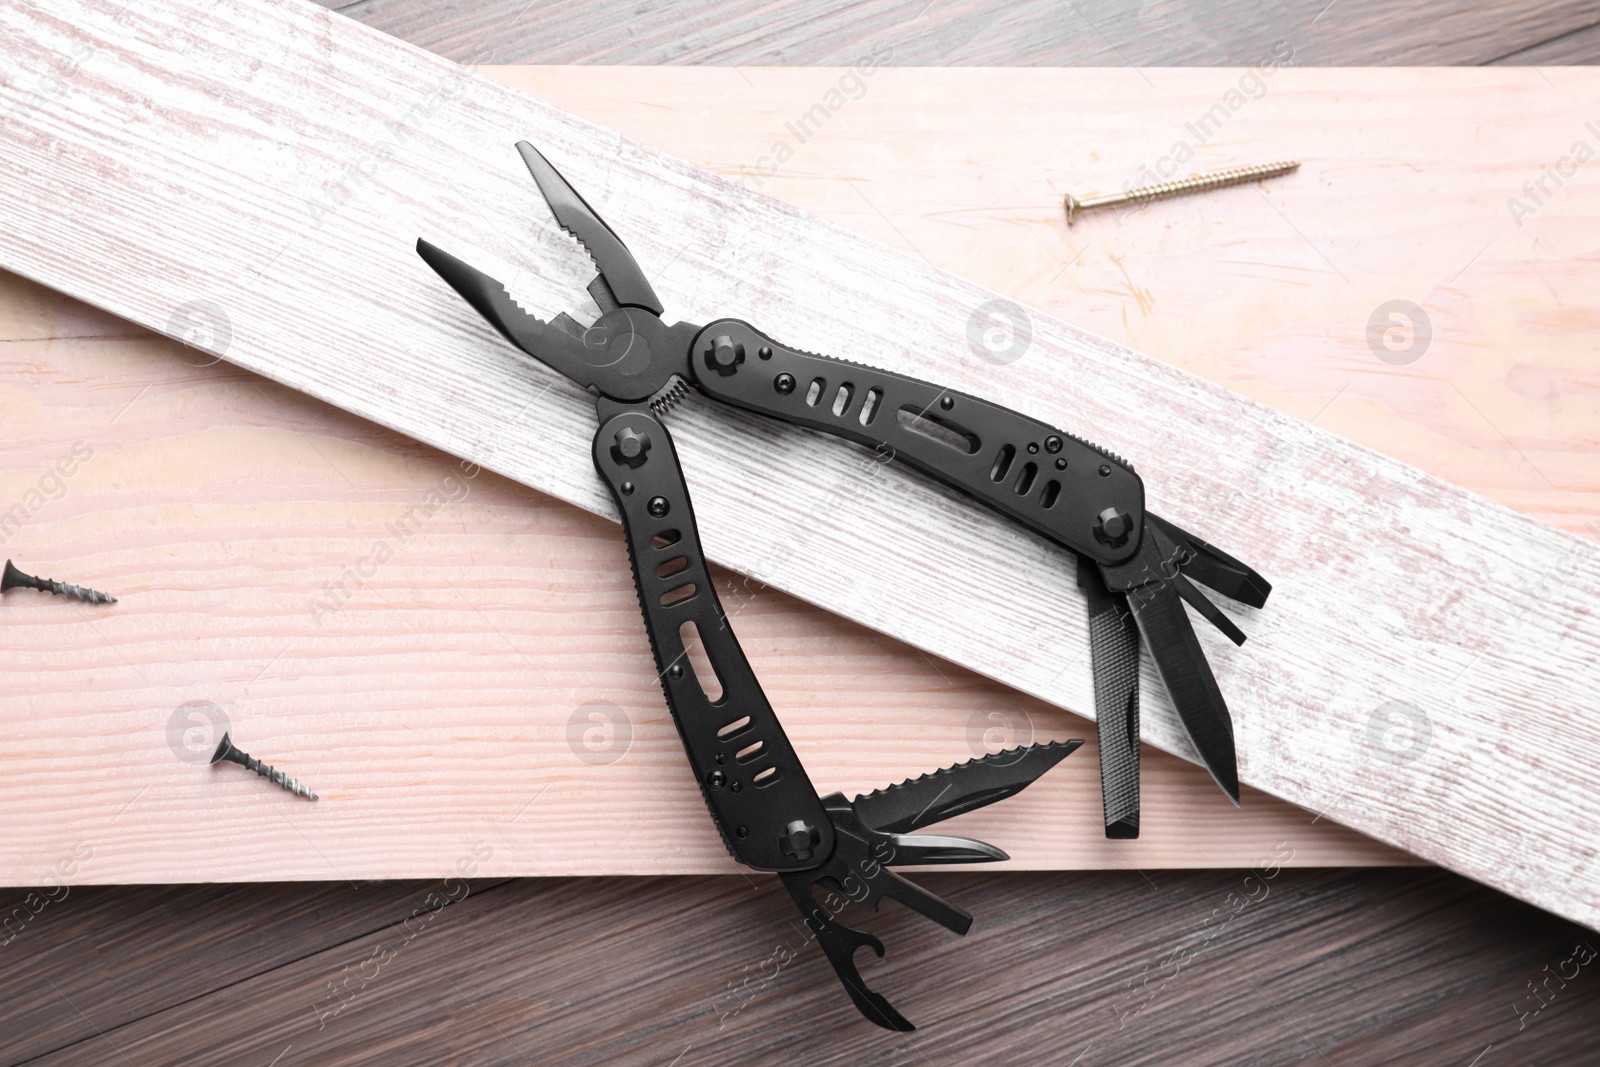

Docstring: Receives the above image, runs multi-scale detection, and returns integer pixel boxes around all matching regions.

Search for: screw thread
[240,753,319,800]
[1066,161,1300,224]
[40,577,118,604]
[1120,161,1299,205]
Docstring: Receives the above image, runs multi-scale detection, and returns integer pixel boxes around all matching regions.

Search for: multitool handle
[687,320,1146,567]
[592,400,834,872]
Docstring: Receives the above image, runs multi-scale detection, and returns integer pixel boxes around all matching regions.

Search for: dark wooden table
[6,3,1598,1063]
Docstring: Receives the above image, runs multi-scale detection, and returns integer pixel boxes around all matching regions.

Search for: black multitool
[417,141,1269,1026]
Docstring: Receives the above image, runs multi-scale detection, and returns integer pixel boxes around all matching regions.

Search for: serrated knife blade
[850,740,1083,835]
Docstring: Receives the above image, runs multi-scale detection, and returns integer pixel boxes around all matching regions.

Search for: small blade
[851,740,1082,835]
[878,832,1008,866]
[1077,555,1142,839]
[1171,570,1247,646]
[1146,511,1271,608]
[516,141,664,314]
[1114,568,1240,804]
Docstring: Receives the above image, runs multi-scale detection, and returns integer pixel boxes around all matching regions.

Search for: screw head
[775,373,796,395]
[708,770,727,790]
[1098,464,1112,477]
[209,731,237,764]
[1094,507,1133,547]
[647,496,670,518]
[781,819,820,861]
[1044,436,1063,454]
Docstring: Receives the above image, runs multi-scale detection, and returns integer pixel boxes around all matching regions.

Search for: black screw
[708,770,727,790]
[1044,436,1063,454]
[647,496,670,517]
[775,373,795,394]
[757,346,773,360]
[2,560,116,604]
[1098,464,1112,477]
[940,396,954,410]
[211,732,318,800]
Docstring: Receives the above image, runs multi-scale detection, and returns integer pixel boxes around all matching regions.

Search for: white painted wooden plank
[0,1,1596,925]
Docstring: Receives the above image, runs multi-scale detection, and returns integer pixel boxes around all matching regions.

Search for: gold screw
[1064,161,1300,225]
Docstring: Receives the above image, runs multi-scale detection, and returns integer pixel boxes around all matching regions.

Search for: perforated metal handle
[592,401,833,872]
[688,319,1146,566]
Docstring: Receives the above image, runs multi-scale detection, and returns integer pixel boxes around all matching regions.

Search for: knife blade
[850,740,1083,835]
[1116,572,1240,804]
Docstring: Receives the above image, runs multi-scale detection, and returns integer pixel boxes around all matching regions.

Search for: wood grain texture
[501,65,1600,541]
[0,270,1406,878]
[0,2,1596,927]
[324,0,1600,66]
[5,868,1599,1066]
[1499,18,1600,64]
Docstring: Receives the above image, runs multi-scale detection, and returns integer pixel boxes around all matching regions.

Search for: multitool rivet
[613,427,652,468]
[1044,436,1063,454]
[707,334,744,376]
[621,481,635,495]
[758,346,773,360]
[1094,506,1133,547]
[669,664,684,679]
[1055,458,1068,470]
[775,373,796,394]
[1027,442,1039,454]
[730,781,743,793]
[736,826,749,838]
[647,496,670,517]
[1098,464,1112,477]
[713,753,726,764]
[940,396,955,410]
[781,819,820,861]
